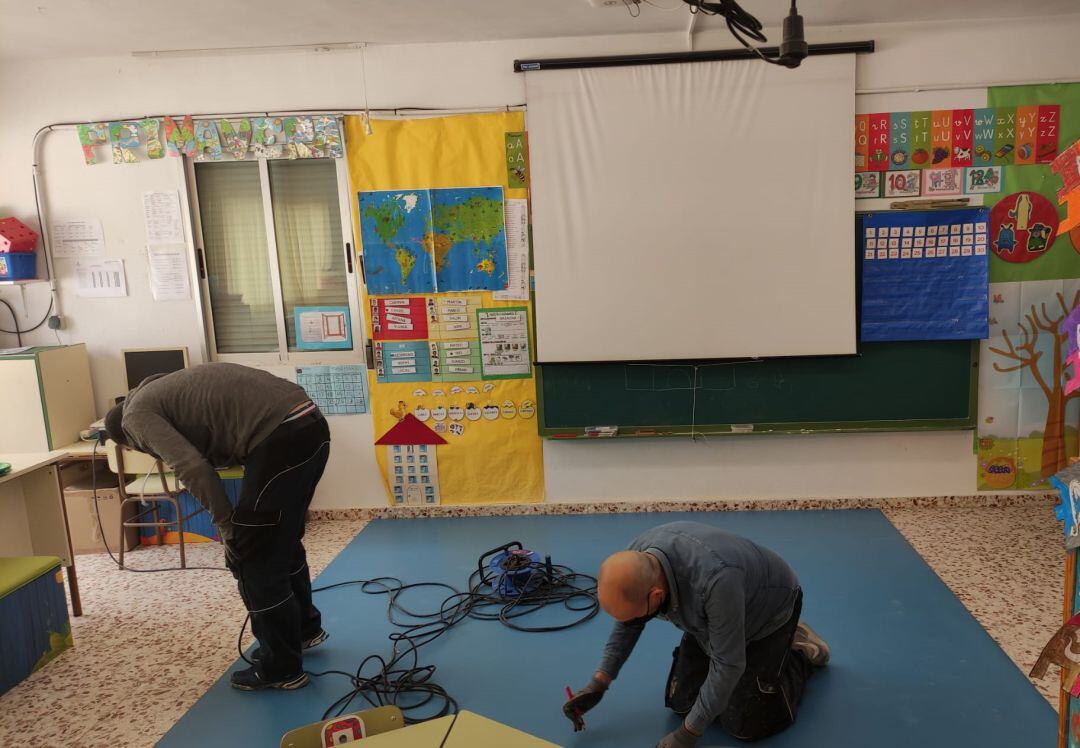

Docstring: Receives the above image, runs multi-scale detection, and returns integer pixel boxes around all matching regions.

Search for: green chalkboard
[536,215,979,438]
[537,340,978,437]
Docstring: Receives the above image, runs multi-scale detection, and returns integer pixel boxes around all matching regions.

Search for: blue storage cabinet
[0,556,73,696]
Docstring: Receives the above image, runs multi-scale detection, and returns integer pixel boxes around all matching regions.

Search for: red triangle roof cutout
[375,413,447,446]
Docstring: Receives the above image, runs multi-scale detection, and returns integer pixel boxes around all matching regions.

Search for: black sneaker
[250,629,329,664]
[230,667,309,691]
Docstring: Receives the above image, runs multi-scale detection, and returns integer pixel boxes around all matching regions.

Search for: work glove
[562,677,608,731]
[656,723,700,748]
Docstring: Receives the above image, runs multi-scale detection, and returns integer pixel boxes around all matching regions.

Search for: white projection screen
[526,54,857,362]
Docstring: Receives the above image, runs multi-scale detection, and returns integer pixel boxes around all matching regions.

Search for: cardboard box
[62,464,139,555]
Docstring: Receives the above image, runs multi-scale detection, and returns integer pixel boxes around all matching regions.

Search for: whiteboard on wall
[526,54,857,362]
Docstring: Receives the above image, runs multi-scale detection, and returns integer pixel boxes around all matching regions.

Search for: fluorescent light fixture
[132,42,364,58]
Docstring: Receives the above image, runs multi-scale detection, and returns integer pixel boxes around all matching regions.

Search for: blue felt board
[861,208,990,342]
[158,511,1054,748]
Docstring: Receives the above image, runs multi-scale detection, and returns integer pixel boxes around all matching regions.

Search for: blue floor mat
[157,511,1056,748]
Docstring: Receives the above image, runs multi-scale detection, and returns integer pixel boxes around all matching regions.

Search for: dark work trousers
[665,589,813,742]
[226,409,331,681]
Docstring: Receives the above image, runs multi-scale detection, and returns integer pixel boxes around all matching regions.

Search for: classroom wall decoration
[985,84,1080,283]
[375,414,445,506]
[358,187,509,294]
[989,192,1059,263]
[854,105,1060,173]
[978,279,1080,490]
[74,114,343,165]
[345,111,544,506]
[860,209,989,342]
[1053,139,1080,236]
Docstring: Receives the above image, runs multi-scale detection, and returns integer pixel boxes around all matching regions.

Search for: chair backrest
[105,440,162,476]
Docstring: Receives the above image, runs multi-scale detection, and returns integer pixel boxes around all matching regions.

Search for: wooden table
[0,451,82,616]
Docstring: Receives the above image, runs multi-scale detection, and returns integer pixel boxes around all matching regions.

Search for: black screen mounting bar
[514,40,874,73]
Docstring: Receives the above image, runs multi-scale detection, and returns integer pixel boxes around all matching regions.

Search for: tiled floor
[0,506,1065,747]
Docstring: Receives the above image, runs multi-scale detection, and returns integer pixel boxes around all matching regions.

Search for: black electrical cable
[232,555,599,725]
[681,0,798,67]
[0,297,54,337]
[0,298,22,346]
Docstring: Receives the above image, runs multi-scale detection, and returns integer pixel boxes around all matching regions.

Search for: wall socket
[588,0,633,7]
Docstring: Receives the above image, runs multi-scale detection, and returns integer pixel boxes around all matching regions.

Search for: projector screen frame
[514,40,874,73]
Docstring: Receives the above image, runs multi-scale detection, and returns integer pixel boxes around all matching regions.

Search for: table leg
[55,459,84,617]
[66,561,83,617]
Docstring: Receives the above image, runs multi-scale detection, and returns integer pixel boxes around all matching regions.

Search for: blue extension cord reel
[479,541,549,600]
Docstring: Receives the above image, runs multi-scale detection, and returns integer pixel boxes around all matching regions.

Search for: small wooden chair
[105,441,204,569]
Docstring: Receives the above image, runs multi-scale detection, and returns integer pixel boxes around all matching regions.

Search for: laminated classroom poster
[345,110,543,505]
[951,109,974,167]
[993,107,1016,165]
[930,110,952,168]
[972,108,996,165]
[294,305,352,350]
[1038,104,1061,163]
[867,113,890,171]
[1015,105,1039,165]
[978,279,1080,489]
[987,83,1080,281]
[357,187,509,294]
[854,114,869,171]
[909,111,932,169]
[888,111,910,170]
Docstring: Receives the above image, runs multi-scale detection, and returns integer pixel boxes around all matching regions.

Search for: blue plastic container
[0,252,36,281]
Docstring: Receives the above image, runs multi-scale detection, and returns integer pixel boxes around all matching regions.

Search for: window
[190,157,360,360]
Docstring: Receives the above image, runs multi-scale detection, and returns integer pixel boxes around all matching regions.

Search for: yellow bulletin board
[344,112,544,505]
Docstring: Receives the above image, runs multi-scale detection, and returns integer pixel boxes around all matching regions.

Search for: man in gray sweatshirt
[104,362,331,691]
[563,521,828,746]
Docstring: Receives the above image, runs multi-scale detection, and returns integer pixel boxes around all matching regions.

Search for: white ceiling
[1,0,1079,59]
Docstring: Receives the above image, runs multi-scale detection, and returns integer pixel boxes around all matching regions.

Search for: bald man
[563,521,828,746]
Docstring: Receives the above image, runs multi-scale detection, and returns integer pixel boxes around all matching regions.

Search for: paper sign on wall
[52,219,105,258]
[142,191,184,245]
[478,307,531,379]
[295,365,369,415]
[295,305,352,350]
[855,172,882,199]
[493,199,529,301]
[884,170,920,198]
[147,246,191,301]
[75,258,127,298]
[922,168,963,196]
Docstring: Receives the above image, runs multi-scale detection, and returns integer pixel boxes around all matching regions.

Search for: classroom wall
[0,14,1077,506]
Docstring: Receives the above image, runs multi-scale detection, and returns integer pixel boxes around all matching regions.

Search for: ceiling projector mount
[607,0,808,68]
[680,0,807,68]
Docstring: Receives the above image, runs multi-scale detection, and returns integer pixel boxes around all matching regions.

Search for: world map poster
[358,186,509,295]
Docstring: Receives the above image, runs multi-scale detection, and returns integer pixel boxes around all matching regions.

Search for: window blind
[267,159,349,350]
[194,161,279,353]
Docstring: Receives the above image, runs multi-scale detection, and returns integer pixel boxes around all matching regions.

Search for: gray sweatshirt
[118,363,309,525]
[597,521,800,734]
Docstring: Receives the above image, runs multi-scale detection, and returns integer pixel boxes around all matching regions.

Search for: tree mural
[988,289,1080,478]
